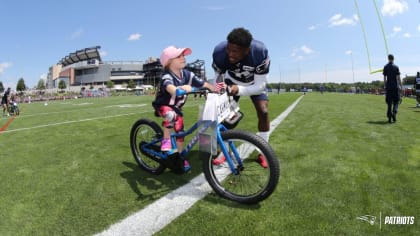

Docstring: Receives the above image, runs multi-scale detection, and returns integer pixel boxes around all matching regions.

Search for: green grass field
[0,93,418,235]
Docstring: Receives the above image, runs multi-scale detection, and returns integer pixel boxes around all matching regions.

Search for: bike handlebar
[176,87,222,96]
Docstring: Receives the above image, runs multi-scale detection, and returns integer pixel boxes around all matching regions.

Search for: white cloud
[381,0,408,16]
[330,14,341,21]
[393,26,402,33]
[388,26,402,38]
[100,50,107,57]
[301,45,314,54]
[345,50,352,55]
[308,25,317,31]
[290,50,303,61]
[0,62,12,75]
[71,28,84,40]
[128,33,142,41]
[328,14,358,27]
[291,45,315,60]
[417,25,420,31]
[403,33,411,38]
[308,24,322,31]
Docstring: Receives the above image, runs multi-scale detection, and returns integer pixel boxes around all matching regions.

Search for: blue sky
[1,0,419,89]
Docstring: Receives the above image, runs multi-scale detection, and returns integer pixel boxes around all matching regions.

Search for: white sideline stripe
[1,112,140,133]
[8,103,148,119]
[95,95,304,236]
[105,104,147,108]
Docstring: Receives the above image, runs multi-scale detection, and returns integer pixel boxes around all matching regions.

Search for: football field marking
[95,95,303,236]
[0,112,140,134]
[0,103,150,134]
[0,116,16,134]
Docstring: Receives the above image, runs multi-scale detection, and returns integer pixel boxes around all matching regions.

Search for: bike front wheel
[130,118,166,175]
[203,130,280,204]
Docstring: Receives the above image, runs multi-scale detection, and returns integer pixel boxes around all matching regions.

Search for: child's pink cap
[160,46,192,67]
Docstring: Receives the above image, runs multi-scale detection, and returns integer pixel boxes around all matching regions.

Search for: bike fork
[216,130,242,175]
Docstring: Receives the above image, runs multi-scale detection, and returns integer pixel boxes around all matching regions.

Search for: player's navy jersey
[212,40,270,85]
[416,77,420,92]
[1,89,10,103]
[152,69,205,114]
[383,62,400,90]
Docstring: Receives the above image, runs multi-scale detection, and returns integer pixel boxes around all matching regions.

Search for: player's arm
[383,75,387,88]
[235,74,267,96]
[397,74,402,91]
[383,68,387,89]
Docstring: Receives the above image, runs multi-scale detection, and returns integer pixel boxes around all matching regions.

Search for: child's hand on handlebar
[178,85,192,92]
[175,85,192,96]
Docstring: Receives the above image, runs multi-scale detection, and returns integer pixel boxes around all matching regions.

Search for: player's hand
[227,85,239,96]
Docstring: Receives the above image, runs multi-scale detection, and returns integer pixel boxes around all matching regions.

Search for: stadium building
[47,46,206,91]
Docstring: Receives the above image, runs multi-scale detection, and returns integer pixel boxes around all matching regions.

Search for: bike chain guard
[140,142,187,174]
[165,152,186,174]
[139,142,166,164]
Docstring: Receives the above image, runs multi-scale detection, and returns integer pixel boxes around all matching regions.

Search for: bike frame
[141,113,244,174]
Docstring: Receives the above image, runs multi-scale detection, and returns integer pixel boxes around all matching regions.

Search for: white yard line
[1,103,151,133]
[95,95,304,236]
[1,112,140,133]
[6,103,148,119]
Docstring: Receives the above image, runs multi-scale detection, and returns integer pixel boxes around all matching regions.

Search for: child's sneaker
[212,155,226,165]
[161,139,171,151]
[256,154,268,168]
[183,160,191,172]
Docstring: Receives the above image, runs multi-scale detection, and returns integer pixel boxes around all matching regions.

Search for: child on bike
[152,46,216,170]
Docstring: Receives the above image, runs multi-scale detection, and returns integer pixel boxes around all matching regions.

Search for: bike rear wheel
[203,130,280,204]
[130,119,166,175]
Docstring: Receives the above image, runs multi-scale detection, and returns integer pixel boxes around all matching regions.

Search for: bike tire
[130,118,166,175]
[203,130,280,204]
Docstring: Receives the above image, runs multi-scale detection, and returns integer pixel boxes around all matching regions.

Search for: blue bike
[130,89,279,204]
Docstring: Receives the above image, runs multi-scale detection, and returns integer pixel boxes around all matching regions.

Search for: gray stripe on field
[95,95,303,236]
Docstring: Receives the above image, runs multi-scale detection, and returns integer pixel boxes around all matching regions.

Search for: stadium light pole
[346,50,355,92]
[297,63,301,84]
[346,51,355,83]
[278,64,281,93]
[350,51,355,85]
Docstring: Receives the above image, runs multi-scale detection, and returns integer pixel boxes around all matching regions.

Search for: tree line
[1,74,417,94]
[267,74,418,93]
[0,78,27,94]
[0,78,68,94]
